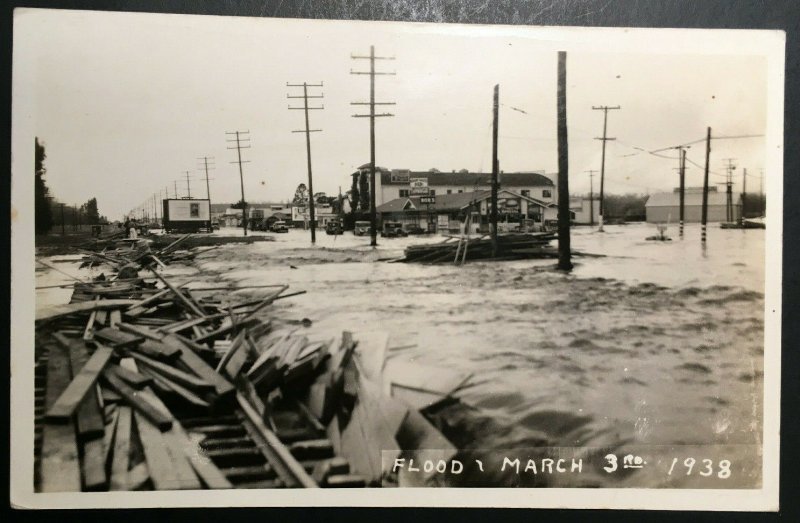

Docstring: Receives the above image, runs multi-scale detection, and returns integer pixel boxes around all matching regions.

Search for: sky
[15,10,771,219]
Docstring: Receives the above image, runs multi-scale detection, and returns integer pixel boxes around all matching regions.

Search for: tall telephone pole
[679,148,686,236]
[491,84,500,257]
[591,104,620,232]
[184,170,192,199]
[351,45,396,247]
[173,180,178,199]
[741,167,747,224]
[557,51,572,271]
[722,158,736,223]
[288,81,324,244]
[585,170,597,226]
[226,130,251,236]
[197,156,215,204]
[701,127,712,244]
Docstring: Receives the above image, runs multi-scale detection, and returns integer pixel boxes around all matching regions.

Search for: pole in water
[491,84,499,258]
[701,127,711,244]
[679,148,686,237]
[556,51,572,271]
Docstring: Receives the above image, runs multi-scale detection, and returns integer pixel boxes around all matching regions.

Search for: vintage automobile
[354,220,372,236]
[381,222,408,238]
[325,219,344,235]
[270,220,289,233]
[405,224,427,235]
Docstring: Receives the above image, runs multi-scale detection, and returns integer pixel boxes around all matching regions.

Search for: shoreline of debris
[35,234,469,491]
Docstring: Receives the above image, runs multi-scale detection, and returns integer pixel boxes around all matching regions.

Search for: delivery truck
[162,198,212,233]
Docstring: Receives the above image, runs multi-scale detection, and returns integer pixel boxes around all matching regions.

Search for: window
[458,190,463,193]
[521,190,530,197]
[190,203,199,217]
[399,189,409,197]
[447,189,452,194]
[542,190,552,198]
[430,190,436,196]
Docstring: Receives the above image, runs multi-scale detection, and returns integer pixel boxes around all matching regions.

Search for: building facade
[569,197,600,225]
[645,187,742,223]
[350,165,556,210]
[291,204,340,229]
[376,189,559,235]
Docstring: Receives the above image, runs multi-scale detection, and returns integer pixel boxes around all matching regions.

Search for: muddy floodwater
[35,222,766,488]
[191,222,766,487]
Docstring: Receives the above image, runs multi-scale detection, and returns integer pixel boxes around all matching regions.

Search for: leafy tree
[358,171,370,211]
[350,175,360,211]
[84,197,100,224]
[231,199,247,209]
[35,137,53,234]
[292,183,308,205]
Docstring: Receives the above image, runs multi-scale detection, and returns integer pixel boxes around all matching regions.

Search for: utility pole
[60,203,65,235]
[592,104,620,232]
[226,130,251,236]
[491,84,500,257]
[288,81,324,244]
[741,167,747,224]
[184,170,193,199]
[557,51,572,271]
[721,158,736,223]
[197,156,215,203]
[351,45,396,247]
[679,148,686,236]
[585,170,597,226]
[701,127,711,244]
[174,180,178,199]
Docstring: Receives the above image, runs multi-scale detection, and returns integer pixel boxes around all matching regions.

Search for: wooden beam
[45,343,113,422]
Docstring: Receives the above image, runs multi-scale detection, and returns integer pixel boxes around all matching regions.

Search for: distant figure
[130,219,138,240]
[124,218,132,238]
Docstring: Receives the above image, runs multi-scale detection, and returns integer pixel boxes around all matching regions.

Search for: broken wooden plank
[36,299,139,323]
[167,334,235,398]
[131,339,182,361]
[94,327,144,349]
[133,410,182,490]
[130,352,215,393]
[106,362,152,389]
[101,371,172,431]
[40,342,81,492]
[148,267,206,318]
[46,343,113,422]
[109,310,122,328]
[81,437,108,491]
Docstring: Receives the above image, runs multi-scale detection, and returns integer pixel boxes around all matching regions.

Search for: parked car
[211,220,220,231]
[354,220,372,236]
[325,219,343,235]
[381,222,408,238]
[270,220,289,233]
[405,224,427,235]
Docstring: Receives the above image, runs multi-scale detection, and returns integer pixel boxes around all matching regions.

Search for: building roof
[645,190,741,207]
[378,170,553,187]
[376,190,554,214]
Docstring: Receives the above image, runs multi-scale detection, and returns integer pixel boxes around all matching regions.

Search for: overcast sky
[16,10,770,219]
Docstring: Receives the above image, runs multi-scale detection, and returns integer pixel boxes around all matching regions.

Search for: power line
[197,156,215,203]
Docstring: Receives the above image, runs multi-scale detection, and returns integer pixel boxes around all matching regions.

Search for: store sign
[409,177,430,195]
[437,215,449,229]
[419,195,436,204]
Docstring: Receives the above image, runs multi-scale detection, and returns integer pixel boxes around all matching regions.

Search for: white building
[350,165,556,210]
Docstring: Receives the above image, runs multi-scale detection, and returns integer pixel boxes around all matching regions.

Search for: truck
[162,198,212,234]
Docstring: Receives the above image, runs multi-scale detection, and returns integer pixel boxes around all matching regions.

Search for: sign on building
[409,177,430,195]
[390,169,410,183]
[419,195,436,204]
[437,214,449,229]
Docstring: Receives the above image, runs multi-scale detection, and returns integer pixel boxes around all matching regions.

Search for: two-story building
[350,165,556,211]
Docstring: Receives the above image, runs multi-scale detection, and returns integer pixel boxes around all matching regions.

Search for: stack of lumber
[34,237,462,491]
[400,232,558,264]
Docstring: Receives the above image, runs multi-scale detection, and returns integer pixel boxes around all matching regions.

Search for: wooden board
[134,410,183,490]
[109,405,132,490]
[36,299,139,322]
[352,331,389,384]
[382,359,470,399]
[130,352,214,393]
[94,327,144,349]
[46,343,113,422]
[61,337,107,440]
[40,342,81,492]
[166,334,234,397]
[107,363,152,389]
[101,371,172,431]
[81,437,108,491]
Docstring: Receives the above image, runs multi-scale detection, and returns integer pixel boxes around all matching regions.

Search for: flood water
[194,222,766,487]
[34,222,766,488]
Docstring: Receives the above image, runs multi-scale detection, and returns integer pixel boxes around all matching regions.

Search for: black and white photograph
[9,6,783,511]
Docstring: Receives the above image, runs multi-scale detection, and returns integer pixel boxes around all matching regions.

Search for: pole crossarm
[352,113,395,118]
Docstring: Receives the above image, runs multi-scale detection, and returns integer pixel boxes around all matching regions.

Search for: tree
[35,137,53,234]
[84,198,100,224]
[231,199,247,209]
[358,171,370,211]
[350,174,360,211]
[292,183,308,205]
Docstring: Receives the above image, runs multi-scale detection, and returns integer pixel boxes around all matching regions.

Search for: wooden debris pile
[34,236,464,491]
[399,232,558,264]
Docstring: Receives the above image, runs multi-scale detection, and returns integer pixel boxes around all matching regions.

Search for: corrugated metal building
[645,187,741,223]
